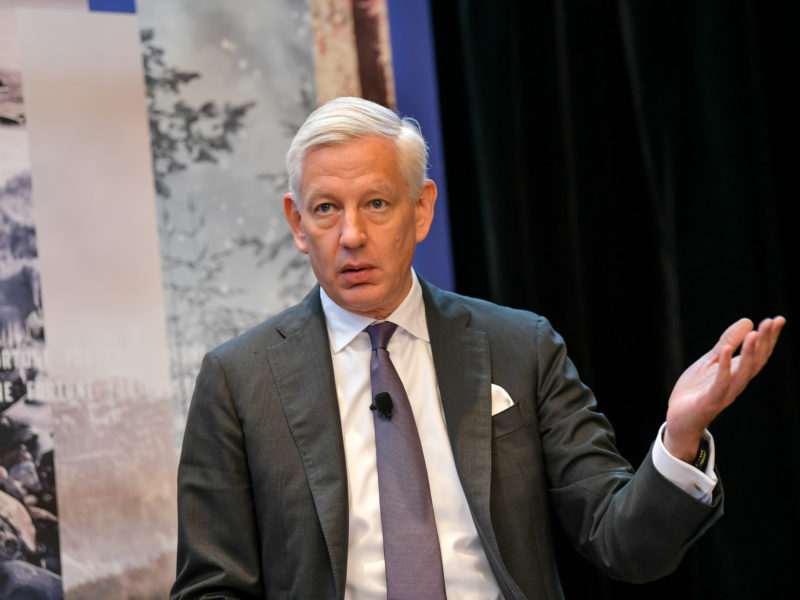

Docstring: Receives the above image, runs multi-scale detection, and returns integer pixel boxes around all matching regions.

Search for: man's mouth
[341,263,372,273]
[340,264,374,283]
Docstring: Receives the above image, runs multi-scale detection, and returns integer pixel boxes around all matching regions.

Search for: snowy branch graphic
[141,29,314,415]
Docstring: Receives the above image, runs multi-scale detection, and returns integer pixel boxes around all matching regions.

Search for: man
[171,97,784,599]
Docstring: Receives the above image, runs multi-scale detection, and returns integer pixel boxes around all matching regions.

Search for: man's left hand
[664,316,786,463]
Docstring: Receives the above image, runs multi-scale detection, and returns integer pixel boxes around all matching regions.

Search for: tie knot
[366,321,398,350]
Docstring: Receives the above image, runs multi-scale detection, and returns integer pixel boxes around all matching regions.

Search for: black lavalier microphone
[369,392,393,420]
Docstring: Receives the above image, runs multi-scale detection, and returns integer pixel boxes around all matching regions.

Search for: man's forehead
[303,135,398,162]
[299,137,407,199]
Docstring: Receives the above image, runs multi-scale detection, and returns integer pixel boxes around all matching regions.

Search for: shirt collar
[320,269,429,353]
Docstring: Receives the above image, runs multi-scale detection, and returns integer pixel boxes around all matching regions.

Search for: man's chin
[331,286,392,318]
[339,286,377,308]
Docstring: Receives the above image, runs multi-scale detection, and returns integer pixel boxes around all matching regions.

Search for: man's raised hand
[663,316,786,463]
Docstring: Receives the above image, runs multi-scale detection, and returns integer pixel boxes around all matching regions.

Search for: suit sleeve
[533,317,723,583]
[170,353,262,600]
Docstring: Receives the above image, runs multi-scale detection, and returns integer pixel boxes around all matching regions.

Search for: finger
[714,318,753,355]
[753,319,772,364]
[729,317,785,396]
[753,316,785,366]
[765,315,786,354]
[757,318,772,337]
[710,343,734,403]
[732,330,760,389]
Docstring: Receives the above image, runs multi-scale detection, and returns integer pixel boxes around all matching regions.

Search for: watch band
[692,437,710,471]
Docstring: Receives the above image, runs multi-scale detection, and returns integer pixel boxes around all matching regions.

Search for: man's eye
[316,203,333,214]
[369,199,385,209]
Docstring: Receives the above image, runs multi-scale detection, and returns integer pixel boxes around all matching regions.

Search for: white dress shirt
[320,270,716,599]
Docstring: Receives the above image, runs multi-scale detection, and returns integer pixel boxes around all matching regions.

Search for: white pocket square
[491,384,515,416]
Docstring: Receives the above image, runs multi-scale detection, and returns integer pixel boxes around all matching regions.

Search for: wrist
[663,427,703,464]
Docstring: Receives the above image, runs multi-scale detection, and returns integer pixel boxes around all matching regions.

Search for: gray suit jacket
[172,279,723,599]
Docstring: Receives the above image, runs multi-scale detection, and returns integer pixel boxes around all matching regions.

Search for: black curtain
[430,0,798,597]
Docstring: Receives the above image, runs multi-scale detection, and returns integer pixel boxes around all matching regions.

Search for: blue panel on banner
[88,0,136,13]
[388,0,455,292]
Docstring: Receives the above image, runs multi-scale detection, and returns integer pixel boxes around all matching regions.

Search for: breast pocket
[491,398,543,486]
[492,400,529,439]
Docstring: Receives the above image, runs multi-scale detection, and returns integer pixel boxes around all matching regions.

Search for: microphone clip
[369,392,393,420]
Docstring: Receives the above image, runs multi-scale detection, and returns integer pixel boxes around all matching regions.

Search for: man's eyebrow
[361,183,395,197]
[303,182,397,203]
[304,188,337,202]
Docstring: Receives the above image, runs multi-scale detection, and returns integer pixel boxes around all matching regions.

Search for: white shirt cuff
[652,422,717,504]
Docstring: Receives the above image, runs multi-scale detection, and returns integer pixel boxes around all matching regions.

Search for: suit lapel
[421,283,505,558]
[424,291,491,516]
[422,280,524,599]
[266,289,348,599]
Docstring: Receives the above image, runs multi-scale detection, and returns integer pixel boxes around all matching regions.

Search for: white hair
[286,97,429,201]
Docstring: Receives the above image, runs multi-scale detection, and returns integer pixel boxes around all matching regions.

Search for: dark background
[430,1,798,598]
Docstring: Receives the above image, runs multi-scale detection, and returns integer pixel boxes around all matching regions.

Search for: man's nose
[339,209,367,248]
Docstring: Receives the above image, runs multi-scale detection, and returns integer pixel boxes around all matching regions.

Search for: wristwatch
[692,438,710,471]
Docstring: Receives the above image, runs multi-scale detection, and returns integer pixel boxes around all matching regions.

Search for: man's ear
[414,179,437,244]
[283,193,309,254]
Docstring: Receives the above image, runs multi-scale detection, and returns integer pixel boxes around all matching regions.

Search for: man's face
[284,135,436,319]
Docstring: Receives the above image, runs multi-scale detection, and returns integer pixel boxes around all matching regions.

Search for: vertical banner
[135,0,318,438]
[0,2,89,597]
[18,6,175,598]
[311,0,395,107]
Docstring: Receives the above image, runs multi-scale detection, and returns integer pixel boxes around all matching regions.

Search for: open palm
[664,316,786,462]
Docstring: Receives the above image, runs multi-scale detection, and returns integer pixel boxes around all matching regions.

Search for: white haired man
[171,97,784,599]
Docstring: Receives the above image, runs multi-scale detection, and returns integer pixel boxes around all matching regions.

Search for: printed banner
[0,2,83,597]
[136,0,319,438]
[17,6,175,598]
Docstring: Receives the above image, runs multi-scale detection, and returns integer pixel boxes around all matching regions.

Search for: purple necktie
[366,321,447,600]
